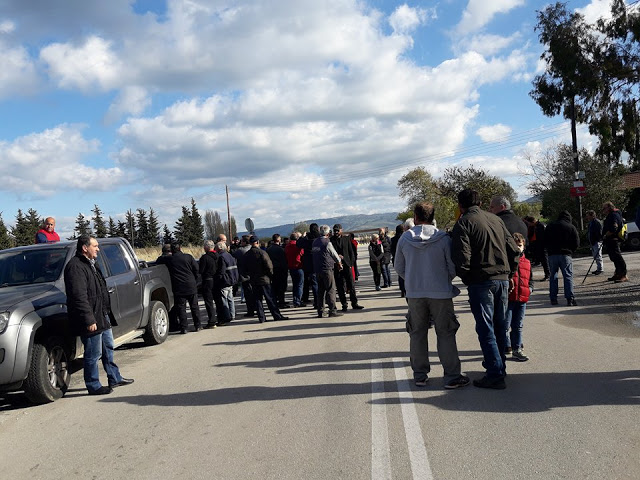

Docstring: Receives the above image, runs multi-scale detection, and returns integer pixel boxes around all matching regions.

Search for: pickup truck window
[101,243,132,276]
[0,248,67,286]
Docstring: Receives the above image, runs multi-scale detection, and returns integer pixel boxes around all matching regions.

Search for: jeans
[81,327,122,392]
[406,297,461,383]
[548,254,574,300]
[591,242,603,272]
[219,286,236,322]
[289,268,304,305]
[381,262,391,286]
[505,301,527,350]
[467,280,508,378]
[302,271,318,307]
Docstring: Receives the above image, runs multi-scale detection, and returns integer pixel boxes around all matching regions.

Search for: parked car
[624,221,640,249]
[0,238,174,404]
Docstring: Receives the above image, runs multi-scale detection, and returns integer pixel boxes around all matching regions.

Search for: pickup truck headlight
[0,311,8,334]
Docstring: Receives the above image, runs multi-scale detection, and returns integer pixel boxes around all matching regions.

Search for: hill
[238,212,401,239]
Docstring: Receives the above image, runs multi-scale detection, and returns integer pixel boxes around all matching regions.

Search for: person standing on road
[368,233,384,291]
[64,234,133,396]
[602,201,628,283]
[544,211,580,306]
[200,240,220,329]
[489,196,529,241]
[233,235,257,318]
[214,241,239,325]
[167,242,202,333]
[312,225,343,318]
[452,189,520,390]
[245,236,289,323]
[35,217,61,244]
[524,216,550,281]
[395,203,469,389]
[349,233,360,281]
[297,224,320,309]
[266,234,290,309]
[505,233,533,362]
[285,232,305,307]
[585,210,604,276]
[378,228,392,288]
[330,224,364,312]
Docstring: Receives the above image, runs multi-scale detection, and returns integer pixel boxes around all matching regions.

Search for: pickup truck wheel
[24,337,70,404]
[627,234,640,249]
[143,301,169,345]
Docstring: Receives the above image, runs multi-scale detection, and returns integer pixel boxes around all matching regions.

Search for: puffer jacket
[508,254,533,303]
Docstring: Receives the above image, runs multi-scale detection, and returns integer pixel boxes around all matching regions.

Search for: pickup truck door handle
[108,287,115,294]
[133,280,140,285]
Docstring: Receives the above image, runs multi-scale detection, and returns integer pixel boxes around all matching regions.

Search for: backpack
[618,222,628,241]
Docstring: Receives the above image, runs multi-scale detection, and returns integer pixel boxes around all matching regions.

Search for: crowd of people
[36,194,632,395]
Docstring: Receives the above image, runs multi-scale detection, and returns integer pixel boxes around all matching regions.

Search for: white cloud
[0,40,39,98]
[576,0,613,23]
[0,125,124,196]
[40,36,123,91]
[461,33,520,56]
[477,124,512,142]
[105,86,151,123]
[389,5,435,34]
[456,0,525,34]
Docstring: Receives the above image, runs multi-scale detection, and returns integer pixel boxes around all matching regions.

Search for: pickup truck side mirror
[138,260,149,269]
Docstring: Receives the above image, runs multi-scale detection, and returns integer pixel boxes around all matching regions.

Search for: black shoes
[203,323,217,329]
[328,311,343,317]
[89,386,113,395]
[194,326,203,332]
[317,311,323,318]
[276,316,290,321]
[352,304,364,310]
[591,270,603,275]
[342,305,349,312]
[179,329,188,334]
[473,376,506,390]
[550,299,558,305]
[110,378,134,388]
[567,297,577,306]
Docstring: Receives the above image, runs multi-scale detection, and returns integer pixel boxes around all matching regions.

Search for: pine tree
[174,206,191,245]
[92,204,107,238]
[73,212,92,238]
[135,208,150,247]
[107,217,117,237]
[0,213,13,250]
[189,198,204,245]
[116,221,127,238]
[162,224,174,244]
[12,209,41,246]
[125,209,136,246]
[148,208,160,246]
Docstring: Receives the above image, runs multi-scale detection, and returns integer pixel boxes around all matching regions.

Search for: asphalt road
[1,249,639,480]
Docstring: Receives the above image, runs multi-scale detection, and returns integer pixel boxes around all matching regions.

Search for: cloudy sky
[0,0,613,237]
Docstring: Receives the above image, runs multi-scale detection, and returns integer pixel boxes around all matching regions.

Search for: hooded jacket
[544,211,580,255]
[394,224,460,299]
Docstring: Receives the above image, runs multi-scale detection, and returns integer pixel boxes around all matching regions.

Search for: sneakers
[473,376,506,390]
[614,275,629,283]
[567,297,577,306]
[591,270,603,275]
[375,286,381,291]
[415,378,428,387]
[444,375,470,389]
[505,347,513,355]
[512,349,529,362]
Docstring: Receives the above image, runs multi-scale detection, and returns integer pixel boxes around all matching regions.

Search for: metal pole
[570,97,584,230]
[226,185,232,242]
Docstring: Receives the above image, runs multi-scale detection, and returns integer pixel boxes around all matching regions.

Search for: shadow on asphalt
[98,367,640,411]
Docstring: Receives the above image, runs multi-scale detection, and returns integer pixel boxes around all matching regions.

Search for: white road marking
[371,361,392,480]
[393,358,435,480]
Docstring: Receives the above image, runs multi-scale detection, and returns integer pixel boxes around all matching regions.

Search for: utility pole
[570,97,584,230]
[225,185,232,241]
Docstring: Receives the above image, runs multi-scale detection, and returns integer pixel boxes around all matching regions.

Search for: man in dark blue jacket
[166,242,202,333]
[544,211,580,306]
[64,235,133,395]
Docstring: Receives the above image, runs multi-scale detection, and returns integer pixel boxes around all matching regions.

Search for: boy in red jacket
[506,233,533,362]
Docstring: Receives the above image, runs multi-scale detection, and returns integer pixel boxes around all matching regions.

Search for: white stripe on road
[393,358,435,480]
[371,361,392,480]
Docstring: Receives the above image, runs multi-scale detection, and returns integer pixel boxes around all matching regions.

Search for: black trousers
[253,284,283,322]
[302,271,318,307]
[242,280,256,315]
[201,278,216,324]
[335,266,358,308]
[605,238,627,275]
[272,268,288,305]
[175,293,201,330]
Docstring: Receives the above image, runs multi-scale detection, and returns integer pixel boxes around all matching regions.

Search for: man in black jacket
[602,201,628,282]
[233,235,256,317]
[544,211,580,306]
[266,234,289,308]
[297,224,320,308]
[330,224,364,311]
[64,235,133,395]
[490,195,529,240]
[244,236,289,323]
[199,240,220,328]
[585,210,604,276]
[167,242,202,333]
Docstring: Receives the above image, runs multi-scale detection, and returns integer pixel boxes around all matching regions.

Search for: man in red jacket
[35,217,60,243]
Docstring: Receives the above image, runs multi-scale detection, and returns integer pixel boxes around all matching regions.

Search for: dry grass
[134,245,204,262]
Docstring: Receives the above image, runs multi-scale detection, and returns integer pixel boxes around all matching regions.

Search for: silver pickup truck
[0,237,174,404]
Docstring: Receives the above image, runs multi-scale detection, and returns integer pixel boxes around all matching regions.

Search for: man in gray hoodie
[394,203,469,389]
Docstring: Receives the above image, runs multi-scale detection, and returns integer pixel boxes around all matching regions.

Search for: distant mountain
[238,212,401,239]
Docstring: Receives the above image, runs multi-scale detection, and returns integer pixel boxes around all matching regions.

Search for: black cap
[249,235,259,244]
